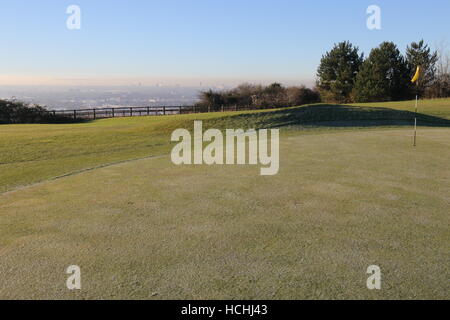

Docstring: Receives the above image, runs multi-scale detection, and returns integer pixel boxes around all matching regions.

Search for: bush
[0,100,74,124]
[287,86,321,106]
[196,83,320,110]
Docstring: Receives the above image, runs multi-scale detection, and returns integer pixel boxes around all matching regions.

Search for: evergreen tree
[353,42,411,102]
[406,40,438,95]
[316,41,363,103]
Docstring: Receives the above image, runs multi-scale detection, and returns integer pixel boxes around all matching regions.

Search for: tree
[196,83,319,110]
[260,83,288,108]
[197,89,226,110]
[428,41,450,98]
[286,86,320,106]
[0,100,74,124]
[353,42,411,102]
[317,41,364,103]
[406,40,438,95]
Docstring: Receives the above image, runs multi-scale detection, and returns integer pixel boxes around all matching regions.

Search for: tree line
[198,40,450,107]
[317,40,450,103]
[196,83,320,110]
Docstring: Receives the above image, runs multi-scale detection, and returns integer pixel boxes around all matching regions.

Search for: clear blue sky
[1,0,449,86]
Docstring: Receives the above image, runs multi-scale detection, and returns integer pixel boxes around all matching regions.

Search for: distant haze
[0,85,206,110]
[0,80,316,110]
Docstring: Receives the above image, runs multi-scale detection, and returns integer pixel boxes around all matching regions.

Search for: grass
[0,98,449,299]
[0,128,449,299]
[350,98,450,120]
[1,98,450,193]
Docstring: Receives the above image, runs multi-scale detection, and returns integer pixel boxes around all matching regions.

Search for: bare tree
[429,40,450,98]
[436,40,450,77]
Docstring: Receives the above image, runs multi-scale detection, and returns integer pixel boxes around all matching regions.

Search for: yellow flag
[411,66,421,83]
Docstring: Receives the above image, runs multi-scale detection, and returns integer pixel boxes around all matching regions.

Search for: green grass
[350,98,450,120]
[0,128,449,299]
[0,98,449,299]
[1,98,450,193]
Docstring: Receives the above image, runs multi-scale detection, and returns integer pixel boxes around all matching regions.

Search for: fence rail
[49,105,272,120]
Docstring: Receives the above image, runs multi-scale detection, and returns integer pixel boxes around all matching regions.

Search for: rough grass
[0,128,449,299]
[1,98,450,193]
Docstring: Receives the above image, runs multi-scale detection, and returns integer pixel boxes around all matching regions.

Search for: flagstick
[411,66,420,147]
[413,94,418,147]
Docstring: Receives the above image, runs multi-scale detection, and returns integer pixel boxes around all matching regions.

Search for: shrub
[196,83,320,110]
[286,86,321,106]
[0,100,74,124]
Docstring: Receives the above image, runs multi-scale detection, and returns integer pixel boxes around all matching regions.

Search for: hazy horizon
[0,80,319,109]
[2,0,449,87]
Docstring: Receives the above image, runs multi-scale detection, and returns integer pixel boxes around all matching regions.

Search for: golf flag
[412,66,421,147]
[411,66,421,83]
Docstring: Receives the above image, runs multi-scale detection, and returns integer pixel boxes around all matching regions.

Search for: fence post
[235,105,238,112]
[112,108,115,118]
[147,107,150,116]
[163,106,166,115]
[73,110,77,119]
[179,106,182,115]
[208,105,211,113]
[130,107,133,117]
[93,109,96,119]
[221,105,224,112]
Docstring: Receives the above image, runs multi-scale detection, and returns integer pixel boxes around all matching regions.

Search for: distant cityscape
[0,85,224,110]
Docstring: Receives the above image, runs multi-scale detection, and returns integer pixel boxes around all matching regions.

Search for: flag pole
[413,93,418,147]
[412,67,420,147]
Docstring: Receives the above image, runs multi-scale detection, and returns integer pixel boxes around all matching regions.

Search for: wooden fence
[50,105,271,120]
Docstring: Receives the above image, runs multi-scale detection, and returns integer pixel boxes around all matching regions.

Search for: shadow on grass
[212,104,450,129]
[0,116,92,125]
[4,104,450,128]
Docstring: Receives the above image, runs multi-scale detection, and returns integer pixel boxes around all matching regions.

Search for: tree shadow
[221,104,450,129]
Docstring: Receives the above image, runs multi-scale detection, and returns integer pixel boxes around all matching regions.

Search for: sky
[1,0,449,87]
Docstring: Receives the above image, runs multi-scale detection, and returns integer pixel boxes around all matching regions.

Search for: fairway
[1,125,449,299]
